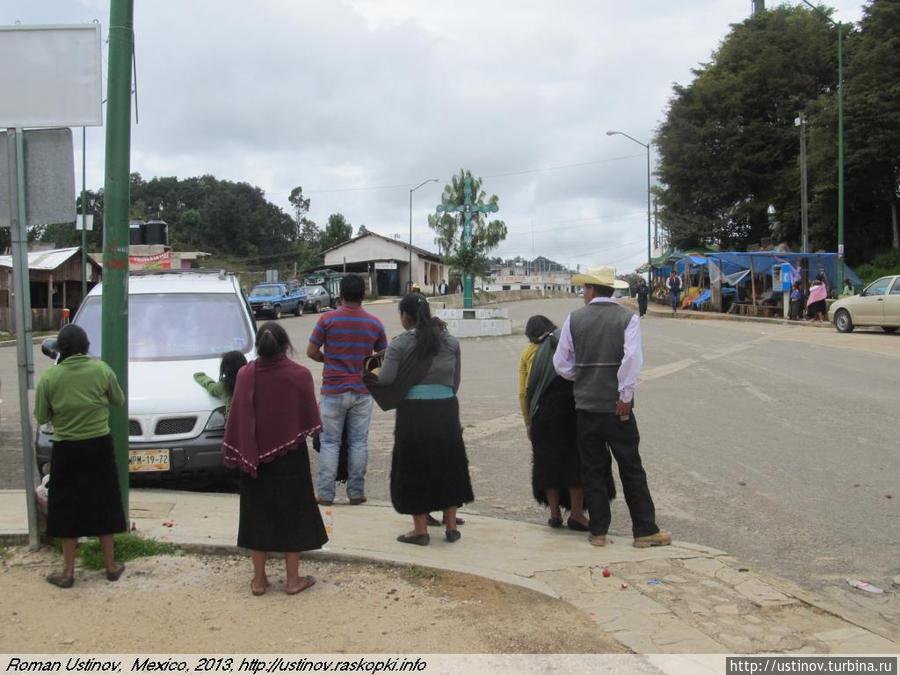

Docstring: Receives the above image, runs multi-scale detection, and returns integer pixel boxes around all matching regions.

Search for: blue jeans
[670,291,680,311]
[316,391,373,501]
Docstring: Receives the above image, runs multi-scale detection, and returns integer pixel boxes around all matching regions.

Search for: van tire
[294,303,303,317]
[834,309,853,333]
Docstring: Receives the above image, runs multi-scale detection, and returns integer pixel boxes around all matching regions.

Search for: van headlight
[205,407,227,432]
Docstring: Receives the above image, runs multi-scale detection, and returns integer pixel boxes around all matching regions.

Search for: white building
[321,232,449,296]
[482,270,574,294]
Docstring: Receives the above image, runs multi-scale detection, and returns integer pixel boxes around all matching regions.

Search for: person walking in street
[307,275,387,506]
[225,322,326,596]
[519,315,600,531]
[636,279,650,318]
[34,324,127,588]
[554,267,671,549]
[365,293,473,546]
[666,270,682,315]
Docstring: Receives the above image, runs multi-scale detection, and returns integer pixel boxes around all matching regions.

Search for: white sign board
[0,24,103,128]
[76,213,94,231]
[374,261,397,270]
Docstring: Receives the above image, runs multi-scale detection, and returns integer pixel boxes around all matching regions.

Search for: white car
[829,275,900,333]
[36,270,256,479]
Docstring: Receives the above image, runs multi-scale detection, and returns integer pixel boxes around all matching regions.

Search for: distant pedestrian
[666,270,682,315]
[366,293,473,546]
[34,324,127,588]
[224,322,326,596]
[806,279,828,322]
[841,278,855,298]
[554,267,671,549]
[307,275,387,506]
[636,279,650,318]
[193,350,248,419]
[439,279,449,296]
[789,283,803,321]
[519,315,604,531]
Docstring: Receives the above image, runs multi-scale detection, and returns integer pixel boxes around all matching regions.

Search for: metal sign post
[5,128,39,548]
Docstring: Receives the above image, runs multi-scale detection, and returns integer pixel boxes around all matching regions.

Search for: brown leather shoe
[588,534,608,547]
[633,531,672,548]
[316,497,333,506]
[348,496,367,505]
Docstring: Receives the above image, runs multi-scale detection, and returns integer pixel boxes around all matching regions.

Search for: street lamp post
[409,178,439,292]
[801,0,845,288]
[606,130,652,283]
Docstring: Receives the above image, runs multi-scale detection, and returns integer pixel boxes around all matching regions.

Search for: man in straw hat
[553,266,671,548]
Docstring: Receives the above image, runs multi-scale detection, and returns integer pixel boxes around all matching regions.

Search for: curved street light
[409,178,440,291]
[606,130,652,283]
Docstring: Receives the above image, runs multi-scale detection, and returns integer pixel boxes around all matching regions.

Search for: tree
[654,6,839,251]
[356,224,369,237]
[843,0,900,252]
[427,169,507,279]
[320,212,353,251]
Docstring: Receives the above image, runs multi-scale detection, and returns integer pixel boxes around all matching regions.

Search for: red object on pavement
[602,568,612,578]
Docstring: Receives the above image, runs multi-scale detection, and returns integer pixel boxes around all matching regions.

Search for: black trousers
[577,410,659,537]
[638,297,648,316]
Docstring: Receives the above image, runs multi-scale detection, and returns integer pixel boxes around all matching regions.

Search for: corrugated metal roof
[0,247,81,270]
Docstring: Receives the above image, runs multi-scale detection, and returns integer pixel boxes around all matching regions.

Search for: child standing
[789,283,803,321]
[194,350,248,418]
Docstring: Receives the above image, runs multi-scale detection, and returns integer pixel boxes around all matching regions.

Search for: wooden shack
[0,247,102,332]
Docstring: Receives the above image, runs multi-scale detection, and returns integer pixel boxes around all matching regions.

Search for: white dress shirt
[552,297,643,403]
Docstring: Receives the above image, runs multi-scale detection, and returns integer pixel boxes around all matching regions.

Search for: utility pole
[797,112,809,253]
[81,127,88,301]
[653,198,659,251]
[102,0,135,511]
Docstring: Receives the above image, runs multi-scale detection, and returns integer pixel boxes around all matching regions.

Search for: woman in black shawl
[518,315,615,530]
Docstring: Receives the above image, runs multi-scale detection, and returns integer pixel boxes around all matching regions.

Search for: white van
[36,270,256,480]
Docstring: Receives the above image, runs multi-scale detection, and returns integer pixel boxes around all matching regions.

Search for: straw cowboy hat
[571,266,629,290]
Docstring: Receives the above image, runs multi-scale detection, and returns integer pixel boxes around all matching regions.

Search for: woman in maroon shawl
[224,322,327,595]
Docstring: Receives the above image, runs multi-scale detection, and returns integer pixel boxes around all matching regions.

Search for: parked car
[247,281,306,318]
[302,284,333,313]
[829,275,900,333]
[35,269,257,481]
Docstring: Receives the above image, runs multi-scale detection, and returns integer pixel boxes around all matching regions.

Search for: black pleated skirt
[47,435,127,538]
[391,397,474,515]
[530,377,582,508]
[237,443,328,553]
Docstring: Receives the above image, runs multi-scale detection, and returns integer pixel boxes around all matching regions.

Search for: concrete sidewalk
[629,299,834,328]
[1,489,896,654]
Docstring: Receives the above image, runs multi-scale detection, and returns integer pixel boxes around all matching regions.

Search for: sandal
[106,563,126,582]
[250,579,267,596]
[567,517,590,532]
[46,572,74,589]
[548,517,563,529]
[286,575,316,595]
[445,529,461,543]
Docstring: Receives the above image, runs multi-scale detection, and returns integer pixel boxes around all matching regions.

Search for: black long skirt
[47,435,127,538]
[530,377,582,509]
[391,397,474,515]
[237,443,328,553]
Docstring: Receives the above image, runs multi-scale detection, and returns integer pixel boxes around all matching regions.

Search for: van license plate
[129,449,170,473]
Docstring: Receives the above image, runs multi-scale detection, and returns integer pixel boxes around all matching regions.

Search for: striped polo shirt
[309,305,387,395]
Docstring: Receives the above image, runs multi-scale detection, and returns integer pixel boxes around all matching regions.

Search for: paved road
[2,297,898,613]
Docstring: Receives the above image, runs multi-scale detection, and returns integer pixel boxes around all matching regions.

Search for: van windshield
[75,293,253,361]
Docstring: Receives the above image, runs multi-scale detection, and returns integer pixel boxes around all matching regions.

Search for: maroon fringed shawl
[223,354,322,477]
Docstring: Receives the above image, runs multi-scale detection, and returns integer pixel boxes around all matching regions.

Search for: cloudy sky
[4,1,865,273]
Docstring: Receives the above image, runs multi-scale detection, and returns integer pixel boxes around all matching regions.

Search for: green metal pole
[102,0,134,514]
[463,208,473,310]
[836,21,845,290]
[81,127,87,302]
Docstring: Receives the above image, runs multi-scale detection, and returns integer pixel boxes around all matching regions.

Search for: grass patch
[55,533,179,570]
[400,565,442,583]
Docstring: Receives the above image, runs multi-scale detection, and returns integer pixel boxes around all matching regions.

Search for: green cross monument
[436,176,499,310]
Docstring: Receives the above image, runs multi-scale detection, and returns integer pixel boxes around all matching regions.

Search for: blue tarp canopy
[674,251,862,290]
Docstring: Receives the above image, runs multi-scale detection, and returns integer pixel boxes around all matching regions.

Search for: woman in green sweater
[34,324,127,588]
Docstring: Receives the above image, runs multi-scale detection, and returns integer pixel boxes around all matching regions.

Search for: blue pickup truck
[247,282,307,319]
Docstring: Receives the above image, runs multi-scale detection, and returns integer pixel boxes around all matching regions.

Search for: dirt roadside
[0,547,626,653]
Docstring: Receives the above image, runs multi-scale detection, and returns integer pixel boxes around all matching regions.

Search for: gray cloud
[4,0,864,272]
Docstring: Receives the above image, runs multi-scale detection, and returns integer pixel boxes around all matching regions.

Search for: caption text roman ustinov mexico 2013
[4,657,429,674]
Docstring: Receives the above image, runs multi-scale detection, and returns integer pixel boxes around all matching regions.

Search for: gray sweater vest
[570,302,633,412]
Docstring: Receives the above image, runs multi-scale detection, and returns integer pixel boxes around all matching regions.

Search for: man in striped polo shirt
[307,275,387,505]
